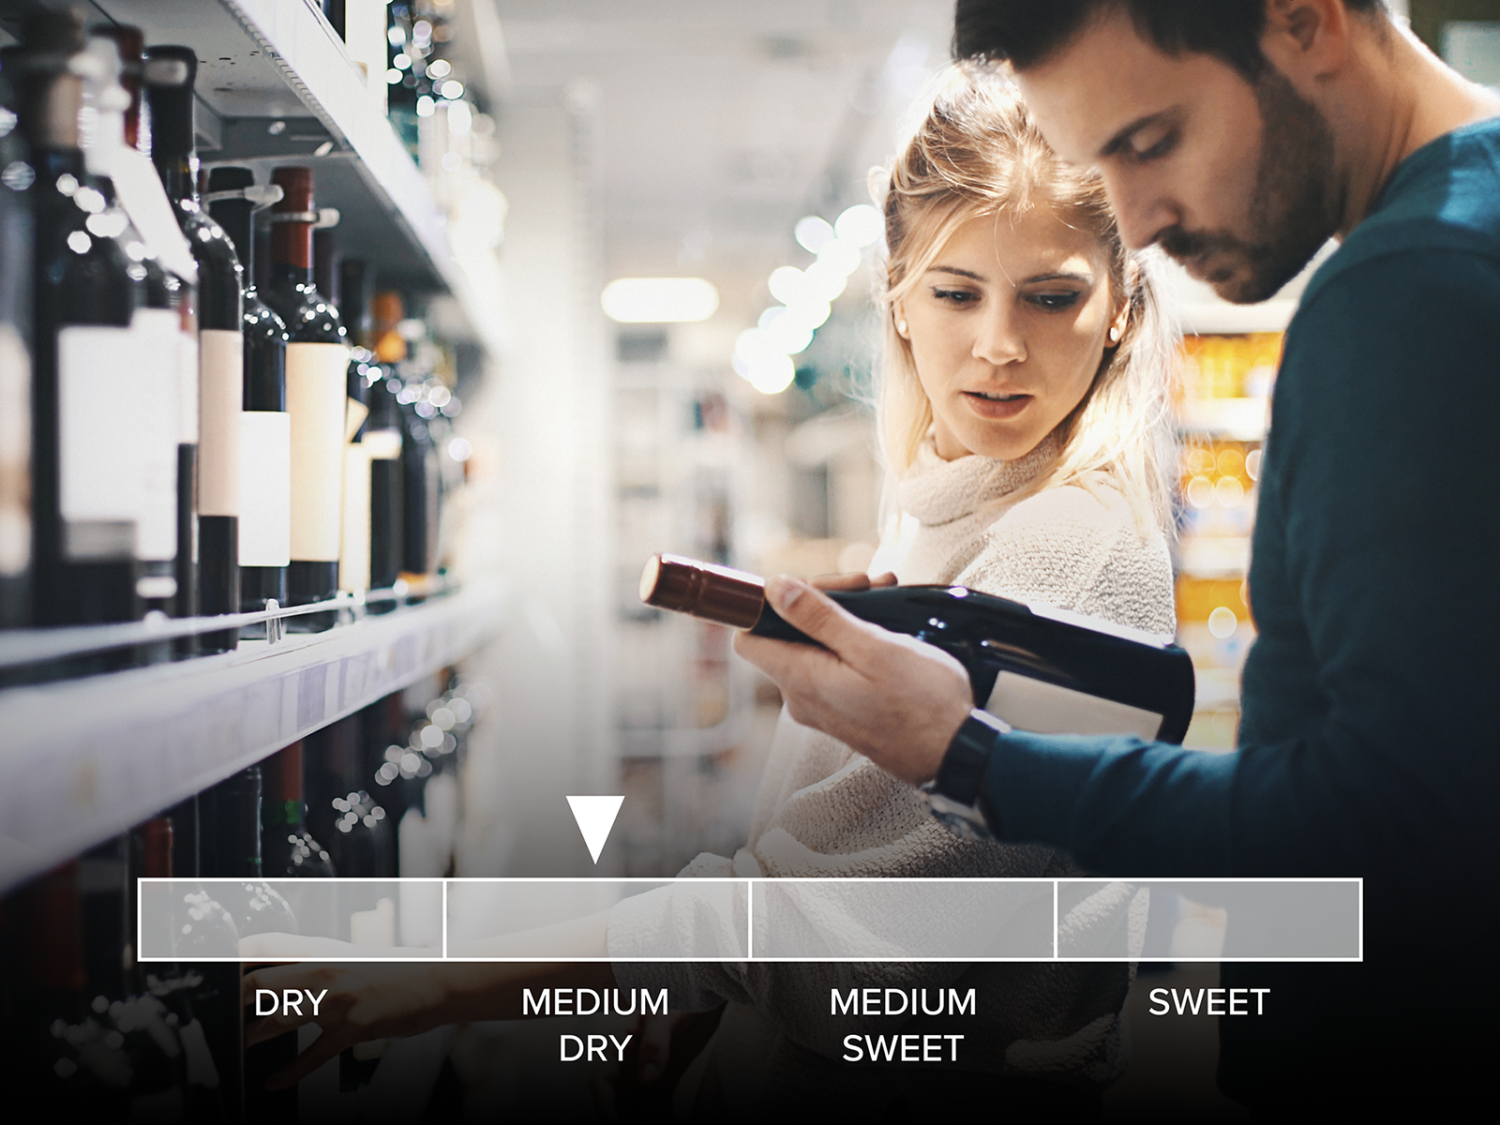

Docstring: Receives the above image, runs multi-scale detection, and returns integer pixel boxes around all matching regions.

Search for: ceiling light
[794,215,834,254]
[835,203,884,247]
[747,352,795,394]
[602,277,720,323]
[768,266,806,305]
[817,237,862,276]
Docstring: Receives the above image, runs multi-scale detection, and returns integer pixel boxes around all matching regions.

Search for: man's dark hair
[954,0,1384,79]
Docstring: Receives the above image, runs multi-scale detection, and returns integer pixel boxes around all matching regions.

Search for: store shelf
[0,582,508,893]
[22,0,505,359]
[1179,299,1297,335]
[1177,397,1270,441]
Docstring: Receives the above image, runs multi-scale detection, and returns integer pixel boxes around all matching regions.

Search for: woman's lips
[961,390,1031,420]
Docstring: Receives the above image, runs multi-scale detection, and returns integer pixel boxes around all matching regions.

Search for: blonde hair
[876,63,1177,534]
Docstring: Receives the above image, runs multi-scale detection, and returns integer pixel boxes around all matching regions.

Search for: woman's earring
[1108,325,1122,343]
[896,318,909,337]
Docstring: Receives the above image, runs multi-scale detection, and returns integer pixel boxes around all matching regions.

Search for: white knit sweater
[608,434,1176,1116]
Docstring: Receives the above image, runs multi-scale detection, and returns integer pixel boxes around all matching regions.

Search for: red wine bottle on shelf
[334,254,376,597]
[261,741,337,879]
[306,714,396,879]
[144,46,243,653]
[262,166,348,626]
[81,32,186,621]
[205,167,291,616]
[2,862,123,1116]
[198,766,299,938]
[368,292,406,597]
[0,61,33,628]
[641,553,1198,743]
[401,386,440,585]
[10,13,142,630]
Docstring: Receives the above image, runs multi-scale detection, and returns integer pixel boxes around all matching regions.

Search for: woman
[246,64,1177,1117]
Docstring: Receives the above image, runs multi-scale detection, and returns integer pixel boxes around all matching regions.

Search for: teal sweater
[977,120,1500,1100]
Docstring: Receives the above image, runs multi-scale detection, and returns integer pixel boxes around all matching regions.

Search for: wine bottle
[641,553,1198,743]
[335,255,376,596]
[261,741,337,879]
[10,12,142,629]
[198,766,299,939]
[81,32,185,620]
[0,61,33,628]
[205,167,292,616]
[367,292,405,596]
[144,46,243,653]
[261,166,348,625]
[401,383,440,585]
[305,715,395,879]
[3,861,126,1116]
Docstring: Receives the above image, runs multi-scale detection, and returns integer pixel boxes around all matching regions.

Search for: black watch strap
[919,709,1011,839]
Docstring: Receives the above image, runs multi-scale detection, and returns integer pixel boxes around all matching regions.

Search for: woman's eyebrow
[924,265,986,282]
[1023,270,1093,285]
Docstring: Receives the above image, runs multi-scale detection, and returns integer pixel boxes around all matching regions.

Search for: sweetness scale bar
[138,876,1362,963]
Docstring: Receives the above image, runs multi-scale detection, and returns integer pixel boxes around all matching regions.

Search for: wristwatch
[918,709,1011,840]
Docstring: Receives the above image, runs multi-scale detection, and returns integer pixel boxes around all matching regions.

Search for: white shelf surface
[0,583,507,893]
[73,0,504,360]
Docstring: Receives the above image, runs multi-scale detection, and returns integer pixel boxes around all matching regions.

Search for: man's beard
[1160,67,1338,304]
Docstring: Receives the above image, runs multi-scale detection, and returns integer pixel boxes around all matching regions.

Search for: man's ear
[1261,0,1354,82]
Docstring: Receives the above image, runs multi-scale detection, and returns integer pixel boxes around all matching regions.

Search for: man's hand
[733,576,972,784]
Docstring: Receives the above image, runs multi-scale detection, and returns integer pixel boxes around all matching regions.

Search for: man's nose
[1105,173,1180,252]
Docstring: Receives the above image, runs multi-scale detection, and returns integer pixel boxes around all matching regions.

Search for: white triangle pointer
[566,796,624,864]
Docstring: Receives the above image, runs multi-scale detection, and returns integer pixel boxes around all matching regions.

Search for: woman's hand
[809,570,897,592]
[734,576,972,784]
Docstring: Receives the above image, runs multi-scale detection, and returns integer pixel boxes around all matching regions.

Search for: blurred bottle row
[0,10,469,670]
[1172,332,1280,750]
[0,669,487,1119]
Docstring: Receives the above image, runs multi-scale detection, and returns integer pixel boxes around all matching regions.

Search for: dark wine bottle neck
[271,222,313,275]
[155,159,198,207]
[211,198,255,272]
[270,259,313,289]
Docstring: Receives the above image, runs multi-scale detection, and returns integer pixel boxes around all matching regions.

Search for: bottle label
[340,443,372,594]
[199,328,243,517]
[130,309,184,561]
[178,328,199,445]
[239,410,291,567]
[362,427,403,461]
[57,325,140,559]
[984,672,1163,740]
[345,395,370,444]
[0,324,29,576]
[286,341,350,562]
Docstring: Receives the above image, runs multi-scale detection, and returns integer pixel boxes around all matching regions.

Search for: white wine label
[239,410,291,567]
[130,308,183,560]
[286,341,350,562]
[198,328,243,517]
[177,328,199,445]
[362,427,403,461]
[58,325,140,558]
[345,395,370,444]
[985,672,1163,740]
[0,324,29,576]
[339,443,372,593]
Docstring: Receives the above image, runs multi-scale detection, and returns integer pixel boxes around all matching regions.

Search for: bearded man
[736,1,1500,1114]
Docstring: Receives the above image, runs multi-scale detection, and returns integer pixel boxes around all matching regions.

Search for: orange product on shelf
[1175,575,1252,625]
[1176,332,1285,401]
